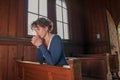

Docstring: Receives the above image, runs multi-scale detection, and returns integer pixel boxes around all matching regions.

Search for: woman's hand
[31,35,42,48]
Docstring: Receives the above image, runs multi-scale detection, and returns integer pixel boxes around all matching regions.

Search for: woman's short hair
[31,18,53,32]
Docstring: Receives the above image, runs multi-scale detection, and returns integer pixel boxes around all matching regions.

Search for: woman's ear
[45,26,49,32]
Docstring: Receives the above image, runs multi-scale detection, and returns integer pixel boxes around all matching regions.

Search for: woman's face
[32,25,48,38]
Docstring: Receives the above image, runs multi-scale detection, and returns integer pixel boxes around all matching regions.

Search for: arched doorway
[106,10,119,54]
[106,9,120,77]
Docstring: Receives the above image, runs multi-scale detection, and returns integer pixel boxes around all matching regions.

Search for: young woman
[31,18,68,66]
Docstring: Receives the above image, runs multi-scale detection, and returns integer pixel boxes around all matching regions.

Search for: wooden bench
[14,58,82,80]
[79,53,120,80]
[80,56,108,80]
[66,55,109,80]
[14,54,119,80]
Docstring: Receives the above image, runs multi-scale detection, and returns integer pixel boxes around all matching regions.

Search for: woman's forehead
[32,25,46,30]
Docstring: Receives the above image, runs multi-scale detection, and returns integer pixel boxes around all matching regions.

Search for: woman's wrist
[36,43,42,48]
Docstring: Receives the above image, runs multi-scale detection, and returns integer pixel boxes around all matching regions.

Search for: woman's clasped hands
[31,35,43,48]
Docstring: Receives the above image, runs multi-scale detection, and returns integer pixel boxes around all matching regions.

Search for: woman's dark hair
[31,18,53,32]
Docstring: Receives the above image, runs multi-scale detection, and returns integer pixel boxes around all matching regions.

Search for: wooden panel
[70,0,84,41]
[8,0,18,37]
[23,46,36,61]
[17,44,24,60]
[81,58,107,78]
[78,54,114,80]
[0,40,36,80]
[0,0,9,37]
[16,0,26,37]
[24,67,49,80]
[84,41,109,54]
[83,0,107,42]
[81,0,110,54]
[0,46,8,80]
[7,46,17,80]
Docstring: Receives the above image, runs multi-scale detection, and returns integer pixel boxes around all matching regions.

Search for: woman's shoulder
[50,34,63,46]
[52,34,62,40]
[53,34,61,39]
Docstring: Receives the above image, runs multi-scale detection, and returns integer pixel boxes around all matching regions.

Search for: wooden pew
[14,58,82,80]
[80,56,108,80]
[79,53,118,80]
[15,54,118,80]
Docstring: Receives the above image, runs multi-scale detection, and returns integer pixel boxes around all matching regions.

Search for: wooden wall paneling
[70,0,84,41]
[64,43,84,57]
[84,0,106,42]
[97,2,106,41]
[30,46,37,61]
[8,0,18,37]
[83,0,110,54]
[80,55,108,79]
[84,41,109,54]
[17,0,26,37]
[48,0,56,33]
[84,0,93,42]
[0,46,8,80]
[0,39,36,80]
[7,45,17,80]
[16,44,24,60]
[0,0,9,37]
[23,45,36,61]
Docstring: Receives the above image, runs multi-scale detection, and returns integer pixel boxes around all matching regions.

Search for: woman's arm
[36,49,44,64]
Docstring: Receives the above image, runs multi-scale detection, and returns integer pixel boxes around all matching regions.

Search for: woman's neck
[44,33,52,48]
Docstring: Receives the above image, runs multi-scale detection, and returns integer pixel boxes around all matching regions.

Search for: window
[27,0,70,39]
[27,0,48,35]
[56,0,69,39]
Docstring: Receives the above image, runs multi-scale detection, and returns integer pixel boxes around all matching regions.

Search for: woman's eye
[37,28,40,31]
